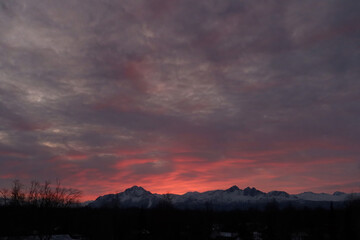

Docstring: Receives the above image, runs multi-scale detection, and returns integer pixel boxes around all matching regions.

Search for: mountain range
[88,186,359,210]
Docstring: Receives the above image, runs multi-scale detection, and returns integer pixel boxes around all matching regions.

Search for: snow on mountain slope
[89,185,358,209]
[89,186,162,208]
[173,186,268,206]
[295,192,350,202]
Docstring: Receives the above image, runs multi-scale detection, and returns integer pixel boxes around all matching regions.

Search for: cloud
[0,0,359,199]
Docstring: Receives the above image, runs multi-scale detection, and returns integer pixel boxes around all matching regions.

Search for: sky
[0,0,360,201]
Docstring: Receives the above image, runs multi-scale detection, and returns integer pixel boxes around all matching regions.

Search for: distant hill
[88,185,360,210]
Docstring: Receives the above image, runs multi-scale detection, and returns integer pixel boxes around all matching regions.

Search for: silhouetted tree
[0,187,10,206]
[27,180,41,207]
[37,180,81,208]
[10,179,25,206]
[0,179,81,208]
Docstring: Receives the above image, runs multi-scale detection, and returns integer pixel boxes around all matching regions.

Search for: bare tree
[40,180,55,208]
[53,179,65,207]
[37,180,81,208]
[1,179,81,208]
[10,179,25,206]
[0,187,10,206]
[63,187,82,207]
[28,180,41,206]
[46,179,82,207]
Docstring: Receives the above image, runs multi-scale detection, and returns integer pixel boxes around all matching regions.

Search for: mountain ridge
[89,185,360,210]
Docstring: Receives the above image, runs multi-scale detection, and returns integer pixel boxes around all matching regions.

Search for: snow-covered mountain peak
[183,191,200,196]
[243,187,265,196]
[124,186,151,196]
[333,191,345,196]
[295,192,349,202]
[90,186,358,209]
[267,191,290,198]
[226,185,240,192]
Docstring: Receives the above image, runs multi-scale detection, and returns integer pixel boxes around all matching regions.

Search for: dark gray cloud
[0,0,359,198]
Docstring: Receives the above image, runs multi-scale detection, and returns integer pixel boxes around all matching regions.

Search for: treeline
[0,179,81,208]
[0,181,359,239]
[1,204,360,239]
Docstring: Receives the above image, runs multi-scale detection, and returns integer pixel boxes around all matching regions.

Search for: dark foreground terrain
[0,201,359,240]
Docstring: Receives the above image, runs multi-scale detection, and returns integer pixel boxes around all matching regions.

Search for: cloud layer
[1,0,359,199]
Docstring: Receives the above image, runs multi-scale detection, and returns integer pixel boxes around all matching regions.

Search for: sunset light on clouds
[0,0,359,200]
